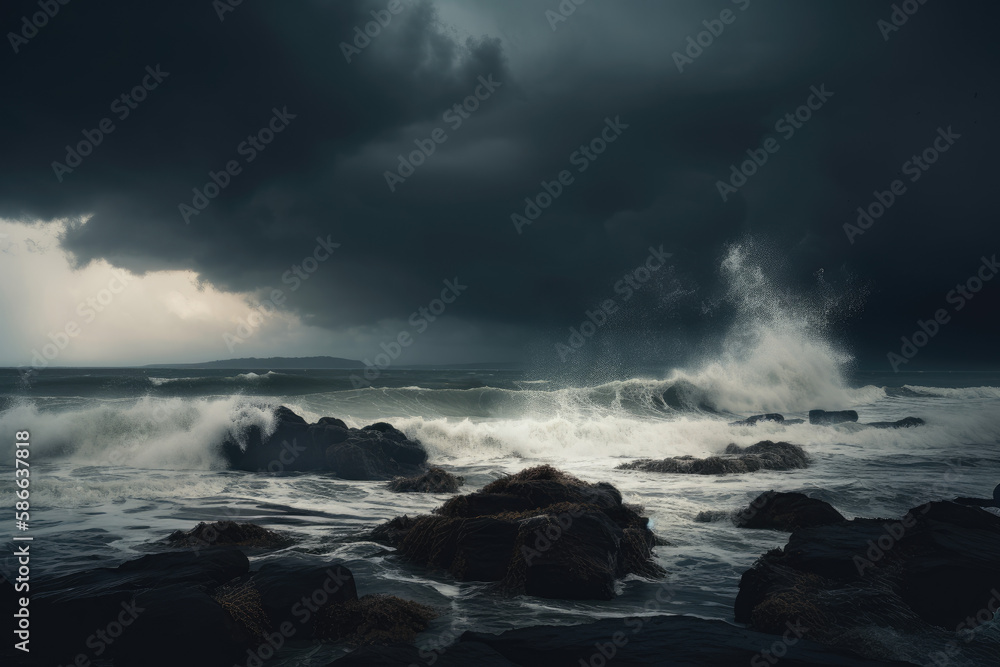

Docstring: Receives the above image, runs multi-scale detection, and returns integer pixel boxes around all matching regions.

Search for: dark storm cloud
[1,0,997,368]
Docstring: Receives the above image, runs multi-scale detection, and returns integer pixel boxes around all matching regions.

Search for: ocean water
[2,245,998,665]
[1,365,999,665]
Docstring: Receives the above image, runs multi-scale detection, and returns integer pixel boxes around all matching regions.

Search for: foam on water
[0,395,277,469]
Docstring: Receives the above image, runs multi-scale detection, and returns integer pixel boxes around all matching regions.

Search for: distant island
[144,356,365,369]
[143,357,524,370]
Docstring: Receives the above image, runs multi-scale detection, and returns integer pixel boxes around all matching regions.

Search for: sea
[1,362,999,665]
[2,246,999,665]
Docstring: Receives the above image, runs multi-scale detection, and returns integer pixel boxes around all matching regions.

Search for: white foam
[662,243,864,413]
[904,385,1000,400]
[0,396,278,469]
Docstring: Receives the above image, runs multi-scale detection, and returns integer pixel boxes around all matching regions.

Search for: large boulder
[20,549,435,666]
[866,417,925,429]
[809,409,859,425]
[210,559,435,648]
[25,550,252,666]
[735,501,1000,663]
[221,406,428,479]
[617,441,808,475]
[165,521,293,550]
[388,466,465,493]
[730,413,785,426]
[735,491,846,531]
[371,465,663,600]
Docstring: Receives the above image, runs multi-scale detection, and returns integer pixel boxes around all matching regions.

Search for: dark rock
[330,616,913,666]
[165,521,293,549]
[33,549,251,598]
[363,421,407,439]
[221,405,427,479]
[370,515,419,547]
[209,559,434,646]
[388,466,465,493]
[251,560,357,637]
[617,441,808,475]
[19,548,433,665]
[318,416,348,429]
[730,413,785,426]
[809,409,859,425]
[371,465,663,600]
[25,550,251,665]
[735,491,846,531]
[866,417,925,429]
[114,584,249,667]
[316,594,437,645]
[735,501,1000,662]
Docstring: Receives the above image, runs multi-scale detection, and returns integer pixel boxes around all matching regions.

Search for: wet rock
[388,466,465,493]
[21,548,435,666]
[221,405,428,479]
[866,417,925,429]
[26,550,251,666]
[316,594,437,645]
[617,441,808,475]
[165,521,293,549]
[735,491,846,531]
[735,502,1000,662]
[808,409,859,425]
[115,584,249,667]
[730,413,785,426]
[371,465,663,600]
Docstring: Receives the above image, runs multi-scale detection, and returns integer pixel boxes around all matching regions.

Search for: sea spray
[663,242,860,413]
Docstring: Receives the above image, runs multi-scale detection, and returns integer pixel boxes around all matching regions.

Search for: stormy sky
[0,0,997,371]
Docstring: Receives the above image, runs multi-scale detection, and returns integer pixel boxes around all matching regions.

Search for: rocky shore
[9,406,995,666]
